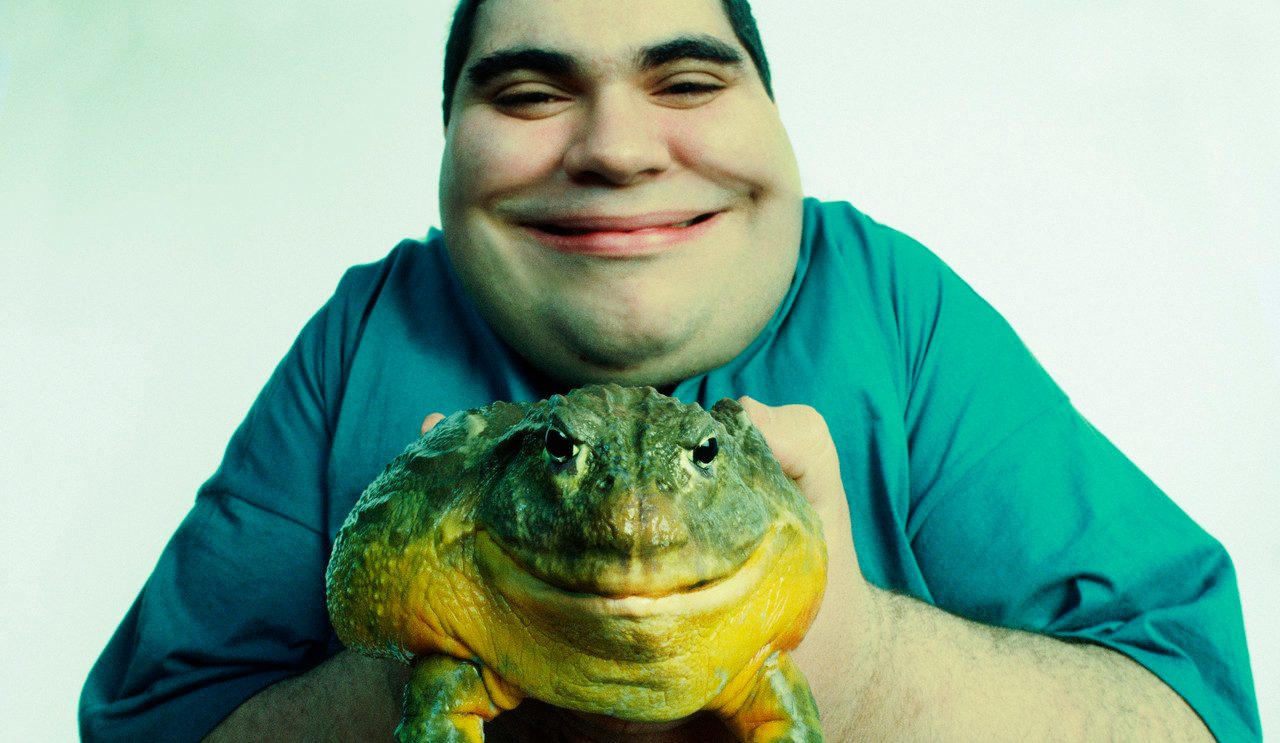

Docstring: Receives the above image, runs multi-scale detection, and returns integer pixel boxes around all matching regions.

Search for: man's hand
[735,398,882,731]
[419,412,446,434]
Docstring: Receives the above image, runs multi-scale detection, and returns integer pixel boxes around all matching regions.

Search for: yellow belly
[331,516,826,722]
[466,522,824,720]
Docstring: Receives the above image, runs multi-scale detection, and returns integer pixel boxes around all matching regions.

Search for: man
[81,0,1260,740]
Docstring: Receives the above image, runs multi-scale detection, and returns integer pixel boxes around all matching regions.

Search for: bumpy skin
[326,384,828,742]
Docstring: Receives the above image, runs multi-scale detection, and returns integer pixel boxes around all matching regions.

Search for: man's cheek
[669,140,777,198]
[456,124,565,190]
[663,114,741,172]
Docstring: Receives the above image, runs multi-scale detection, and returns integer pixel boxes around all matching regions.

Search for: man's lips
[518,210,724,257]
[528,210,718,234]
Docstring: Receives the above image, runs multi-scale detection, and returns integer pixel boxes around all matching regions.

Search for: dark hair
[440,0,773,125]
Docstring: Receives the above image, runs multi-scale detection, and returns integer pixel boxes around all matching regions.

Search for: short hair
[441,0,773,125]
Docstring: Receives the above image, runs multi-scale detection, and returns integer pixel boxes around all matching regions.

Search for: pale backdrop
[1,2,1276,740]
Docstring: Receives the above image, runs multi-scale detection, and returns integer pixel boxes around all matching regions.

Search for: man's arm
[80,264,394,743]
[821,588,1212,741]
[201,423,443,743]
[202,650,408,742]
[749,400,1215,742]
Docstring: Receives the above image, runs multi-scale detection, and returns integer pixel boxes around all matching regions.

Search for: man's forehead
[468,0,740,63]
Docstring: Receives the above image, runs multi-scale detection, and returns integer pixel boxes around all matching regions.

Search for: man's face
[440,0,803,387]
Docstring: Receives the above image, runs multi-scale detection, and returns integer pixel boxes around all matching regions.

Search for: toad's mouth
[475,529,778,619]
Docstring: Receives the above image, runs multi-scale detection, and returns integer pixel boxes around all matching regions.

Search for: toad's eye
[544,426,579,464]
[692,436,718,469]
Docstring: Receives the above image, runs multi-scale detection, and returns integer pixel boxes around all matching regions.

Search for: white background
[1,2,1276,740]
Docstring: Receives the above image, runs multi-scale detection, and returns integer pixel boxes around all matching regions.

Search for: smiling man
[81,1,1260,741]
[437,0,803,388]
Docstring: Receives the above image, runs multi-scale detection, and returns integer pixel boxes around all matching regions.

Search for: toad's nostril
[595,492,688,556]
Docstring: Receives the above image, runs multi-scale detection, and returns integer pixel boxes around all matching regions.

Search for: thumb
[737,396,842,507]
[420,412,446,435]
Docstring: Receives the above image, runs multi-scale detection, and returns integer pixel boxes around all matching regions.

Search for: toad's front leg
[396,655,523,743]
[720,651,823,743]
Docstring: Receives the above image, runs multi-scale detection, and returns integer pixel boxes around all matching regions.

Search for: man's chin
[545,305,654,351]
[559,349,686,389]
[516,335,692,390]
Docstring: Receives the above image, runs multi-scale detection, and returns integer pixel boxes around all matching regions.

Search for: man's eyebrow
[638,34,745,71]
[464,34,745,91]
[465,48,581,89]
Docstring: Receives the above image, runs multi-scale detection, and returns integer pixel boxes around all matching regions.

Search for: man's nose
[562,91,672,186]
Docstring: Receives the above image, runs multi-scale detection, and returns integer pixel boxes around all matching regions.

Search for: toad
[326,384,827,741]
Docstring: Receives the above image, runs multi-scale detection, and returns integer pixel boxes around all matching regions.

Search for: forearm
[202,650,410,742]
[824,586,1212,741]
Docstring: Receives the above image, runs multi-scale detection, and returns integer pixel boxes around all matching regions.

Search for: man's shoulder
[298,230,464,374]
[331,231,446,307]
[801,197,956,294]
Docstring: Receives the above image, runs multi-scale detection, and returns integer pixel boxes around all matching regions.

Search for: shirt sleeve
[886,230,1261,741]
[79,263,373,743]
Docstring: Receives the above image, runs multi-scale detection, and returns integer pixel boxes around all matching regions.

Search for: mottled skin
[326,385,827,742]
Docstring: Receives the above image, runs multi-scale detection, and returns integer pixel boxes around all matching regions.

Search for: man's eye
[656,79,726,107]
[663,81,724,96]
[494,91,562,107]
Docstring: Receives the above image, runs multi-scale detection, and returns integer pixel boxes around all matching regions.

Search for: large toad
[326,384,827,742]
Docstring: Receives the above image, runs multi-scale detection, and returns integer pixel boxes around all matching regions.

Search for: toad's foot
[395,655,522,743]
[721,651,823,743]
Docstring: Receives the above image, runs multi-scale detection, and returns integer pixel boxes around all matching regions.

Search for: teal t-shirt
[80,198,1260,741]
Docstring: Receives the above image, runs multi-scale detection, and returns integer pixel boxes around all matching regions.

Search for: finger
[420,412,446,435]
[738,397,855,564]
[737,397,840,496]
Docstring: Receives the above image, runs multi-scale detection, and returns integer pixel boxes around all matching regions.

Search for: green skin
[326,384,827,742]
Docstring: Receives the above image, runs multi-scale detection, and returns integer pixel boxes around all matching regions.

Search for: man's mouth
[518,210,724,257]
[532,212,718,236]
